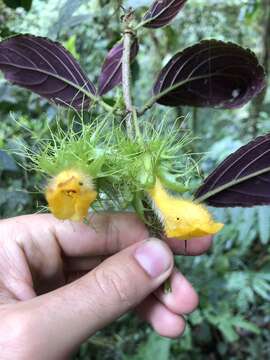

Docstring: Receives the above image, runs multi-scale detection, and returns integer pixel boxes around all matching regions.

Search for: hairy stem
[137,97,156,117]
[99,99,114,112]
[122,29,134,137]
[122,30,133,112]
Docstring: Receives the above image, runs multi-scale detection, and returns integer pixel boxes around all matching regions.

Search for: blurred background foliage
[1,0,270,359]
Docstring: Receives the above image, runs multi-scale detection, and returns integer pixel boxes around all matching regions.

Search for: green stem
[134,19,150,30]
[99,99,114,112]
[132,108,143,143]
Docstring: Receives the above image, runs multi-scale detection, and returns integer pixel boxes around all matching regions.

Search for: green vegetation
[1,0,270,359]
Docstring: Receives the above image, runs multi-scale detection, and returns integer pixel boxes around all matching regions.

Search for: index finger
[49,214,212,256]
[5,213,211,257]
[167,236,213,255]
[37,213,149,257]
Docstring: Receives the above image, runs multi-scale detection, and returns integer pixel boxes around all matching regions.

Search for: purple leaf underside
[195,134,270,207]
[143,0,188,28]
[154,40,266,109]
[0,34,96,109]
[98,38,139,96]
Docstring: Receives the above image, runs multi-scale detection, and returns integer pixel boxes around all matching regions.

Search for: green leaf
[179,324,192,351]
[63,35,80,60]
[0,150,18,172]
[253,281,270,300]
[189,309,203,325]
[50,0,90,35]
[237,208,257,246]
[257,206,270,244]
[232,317,260,335]
[218,322,239,343]
[259,272,270,281]
[125,332,171,360]
[0,189,31,216]
[0,189,7,206]
[226,271,248,291]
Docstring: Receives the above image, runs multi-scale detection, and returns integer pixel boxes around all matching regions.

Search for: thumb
[20,238,173,358]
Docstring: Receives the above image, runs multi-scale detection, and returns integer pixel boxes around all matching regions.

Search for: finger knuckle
[103,214,120,254]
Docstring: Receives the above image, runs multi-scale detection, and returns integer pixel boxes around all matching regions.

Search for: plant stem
[122,30,133,112]
[122,28,134,138]
[99,99,114,112]
[137,97,156,117]
[134,19,150,30]
[121,7,143,141]
[132,108,141,140]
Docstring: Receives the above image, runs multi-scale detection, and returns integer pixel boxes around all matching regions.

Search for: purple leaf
[195,134,270,207]
[143,0,187,29]
[98,39,139,96]
[154,40,266,109]
[0,34,96,109]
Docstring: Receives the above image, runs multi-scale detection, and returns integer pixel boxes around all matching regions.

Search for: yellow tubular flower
[45,169,97,221]
[148,179,223,240]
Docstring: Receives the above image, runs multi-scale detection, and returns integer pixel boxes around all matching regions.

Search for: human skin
[0,213,212,360]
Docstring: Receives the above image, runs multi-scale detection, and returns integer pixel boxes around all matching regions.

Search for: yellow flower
[148,179,223,239]
[45,169,97,221]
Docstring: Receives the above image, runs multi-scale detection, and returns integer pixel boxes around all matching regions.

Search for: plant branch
[122,31,133,111]
[99,98,114,112]
[134,19,150,30]
[122,28,134,137]
[121,7,143,141]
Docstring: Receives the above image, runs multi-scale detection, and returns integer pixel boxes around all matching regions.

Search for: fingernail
[134,239,172,278]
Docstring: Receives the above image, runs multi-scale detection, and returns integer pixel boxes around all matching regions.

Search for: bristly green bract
[112,117,199,193]
[25,116,116,180]
[18,112,199,212]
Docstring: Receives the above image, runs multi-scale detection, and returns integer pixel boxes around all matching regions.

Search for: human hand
[0,213,211,359]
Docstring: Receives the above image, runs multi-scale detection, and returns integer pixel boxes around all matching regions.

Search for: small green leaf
[238,208,256,243]
[253,282,270,300]
[189,309,203,325]
[257,206,270,244]
[218,322,239,343]
[125,332,171,360]
[232,317,260,335]
[0,150,18,172]
[63,35,80,60]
